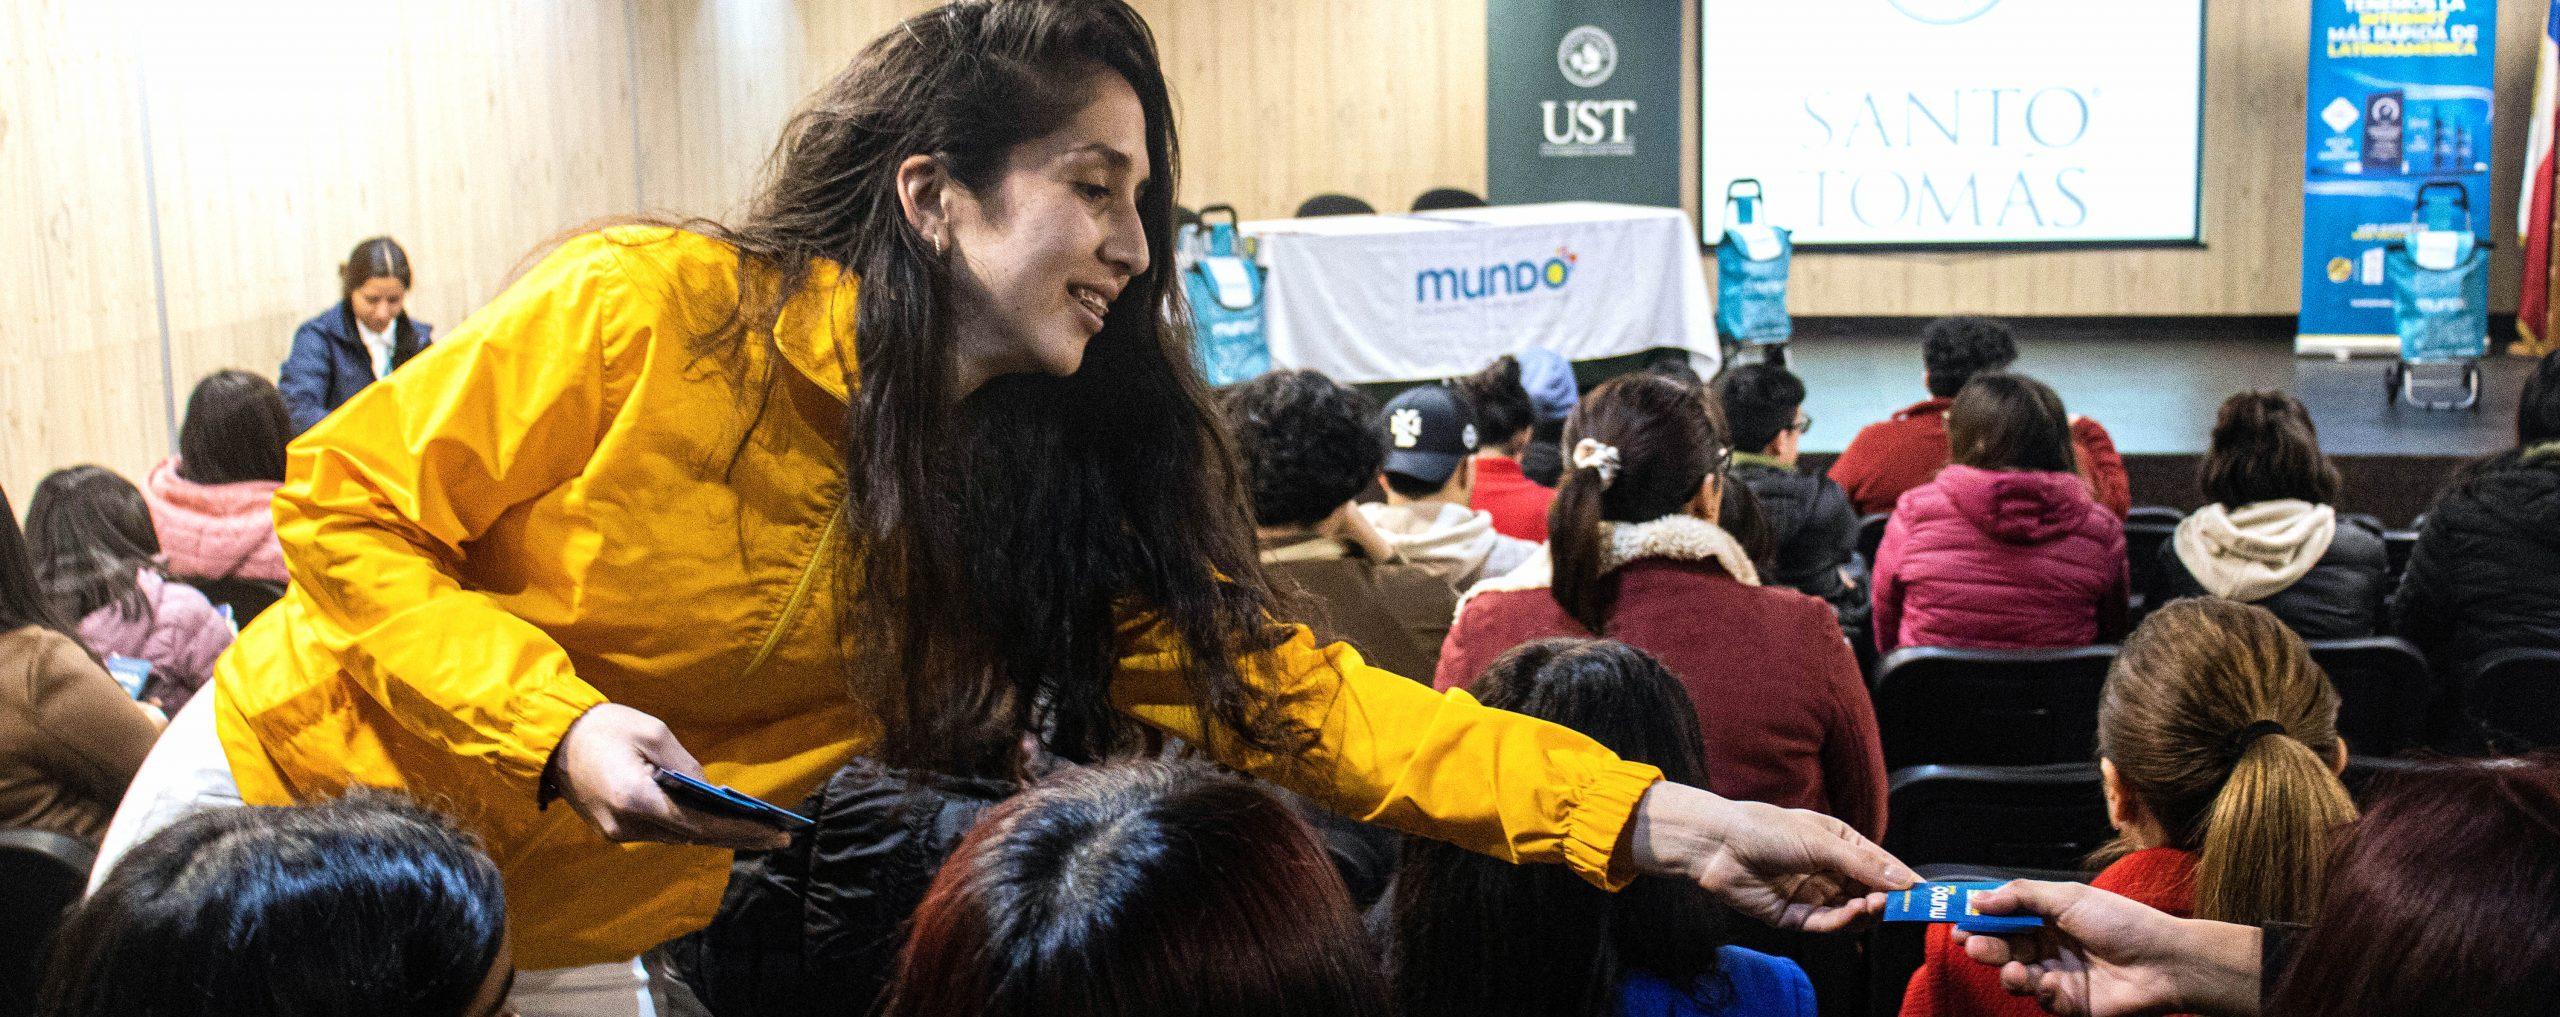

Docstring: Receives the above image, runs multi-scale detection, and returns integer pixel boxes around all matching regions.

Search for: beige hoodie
[2172,500,2337,602]
[1359,501,1540,592]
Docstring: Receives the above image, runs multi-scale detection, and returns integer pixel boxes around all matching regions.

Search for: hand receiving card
[1881,881,2047,934]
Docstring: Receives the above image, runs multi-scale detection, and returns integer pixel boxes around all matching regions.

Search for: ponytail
[1545,374,1727,635]
[2192,726,2358,924]
[2096,598,2358,926]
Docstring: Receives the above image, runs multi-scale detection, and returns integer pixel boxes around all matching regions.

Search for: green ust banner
[1487,0,1684,207]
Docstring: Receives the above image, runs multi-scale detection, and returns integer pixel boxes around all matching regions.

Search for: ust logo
[1886,0,2000,25]
[1557,26,1616,88]
[1416,247,1576,305]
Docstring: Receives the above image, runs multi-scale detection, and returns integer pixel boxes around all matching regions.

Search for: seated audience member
[144,371,294,594]
[667,757,1019,1017]
[1220,370,1454,679]
[1361,383,1538,591]
[2395,349,2560,676]
[878,760,1392,1017]
[1388,638,1812,1017]
[1439,373,1884,839]
[40,791,513,1017]
[0,483,158,844]
[1955,755,2560,1017]
[1717,364,1867,629]
[25,467,232,713]
[280,236,433,434]
[1516,346,1578,487]
[1871,373,2129,654]
[1461,355,1558,540]
[2159,391,2386,639]
[1828,316,2129,517]
[1900,597,2356,1017]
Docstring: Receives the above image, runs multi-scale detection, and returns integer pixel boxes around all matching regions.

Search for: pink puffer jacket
[1873,465,2129,653]
[77,568,234,713]
[141,458,287,583]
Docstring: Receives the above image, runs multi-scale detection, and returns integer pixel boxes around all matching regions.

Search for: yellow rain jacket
[213,227,1663,969]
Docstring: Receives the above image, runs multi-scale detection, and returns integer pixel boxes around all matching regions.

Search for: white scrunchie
[1571,438,1621,488]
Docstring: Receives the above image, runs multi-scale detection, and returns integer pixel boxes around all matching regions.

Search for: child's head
[1947,372,2076,474]
[176,370,293,486]
[1387,639,1725,1017]
[42,792,511,1017]
[882,760,1388,1017]
[24,466,159,623]
[2097,597,2356,924]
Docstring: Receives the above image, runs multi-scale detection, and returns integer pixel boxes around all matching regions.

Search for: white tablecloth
[1240,201,1715,384]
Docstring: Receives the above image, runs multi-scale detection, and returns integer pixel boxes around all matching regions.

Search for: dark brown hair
[2270,755,2560,1017]
[2197,390,2338,507]
[1547,374,1730,633]
[881,760,1390,1017]
[1458,355,1537,453]
[25,466,161,624]
[0,484,81,641]
[2095,598,2356,925]
[1385,639,1727,1017]
[1921,316,2018,398]
[176,370,291,486]
[1947,372,2076,474]
[658,0,1288,771]
[339,236,412,296]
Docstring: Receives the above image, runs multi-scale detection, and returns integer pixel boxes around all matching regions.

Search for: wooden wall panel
[138,0,644,402]
[0,0,166,502]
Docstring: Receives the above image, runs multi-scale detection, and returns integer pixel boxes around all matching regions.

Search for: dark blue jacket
[278,303,432,434]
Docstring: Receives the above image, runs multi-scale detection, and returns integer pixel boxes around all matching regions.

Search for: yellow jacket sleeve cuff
[1564,758,1665,891]
[496,679,611,790]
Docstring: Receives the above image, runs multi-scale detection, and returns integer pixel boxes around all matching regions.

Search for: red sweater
[1899,848,2197,1017]
[1829,398,2131,518]
[1437,558,1887,840]
[1470,456,1554,542]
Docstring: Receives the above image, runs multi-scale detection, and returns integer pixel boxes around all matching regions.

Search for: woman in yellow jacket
[97,0,1909,1005]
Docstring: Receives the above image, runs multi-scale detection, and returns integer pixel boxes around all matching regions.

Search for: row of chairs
[1874,640,2560,769]
[1294,187,1486,218]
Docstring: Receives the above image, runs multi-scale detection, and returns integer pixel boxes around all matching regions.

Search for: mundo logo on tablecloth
[1415,246,1577,305]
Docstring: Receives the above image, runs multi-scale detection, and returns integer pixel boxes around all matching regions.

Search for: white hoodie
[2172,499,2337,602]
[1358,501,1539,593]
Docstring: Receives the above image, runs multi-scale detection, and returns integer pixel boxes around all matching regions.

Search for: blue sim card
[1881,881,2046,934]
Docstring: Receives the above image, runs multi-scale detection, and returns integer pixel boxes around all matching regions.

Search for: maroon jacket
[1437,557,1886,840]
[1828,398,2131,518]
[1873,465,2129,654]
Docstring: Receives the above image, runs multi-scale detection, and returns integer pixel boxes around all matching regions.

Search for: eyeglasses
[1791,414,1814,434]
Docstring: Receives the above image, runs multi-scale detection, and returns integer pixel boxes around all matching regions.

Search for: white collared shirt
[358,319,395,380]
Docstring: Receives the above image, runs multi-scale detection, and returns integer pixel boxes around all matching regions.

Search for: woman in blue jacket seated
[1383,638,1816,1017]
[278,236,431,434]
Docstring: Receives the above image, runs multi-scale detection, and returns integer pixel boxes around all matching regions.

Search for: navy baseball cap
[1380,383,1478,485]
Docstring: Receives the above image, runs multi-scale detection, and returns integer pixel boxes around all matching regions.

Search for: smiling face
[349,276,408,334]
[936,70,1153,395]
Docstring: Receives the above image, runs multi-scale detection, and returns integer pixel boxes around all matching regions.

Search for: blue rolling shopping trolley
[2383,180,2488,412]
[1716,179,1793,368]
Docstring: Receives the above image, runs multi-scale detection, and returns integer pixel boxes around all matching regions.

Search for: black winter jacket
[2157,513,2390,640]
[1730,460,1866,612]
[2394,454,2560,674]
[664,760,1018,1017]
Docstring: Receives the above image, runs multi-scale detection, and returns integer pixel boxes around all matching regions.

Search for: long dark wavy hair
[1385,639,1727,1017]
[0,484,81,642]
[642,0,1287,770]
[25,466,163,625]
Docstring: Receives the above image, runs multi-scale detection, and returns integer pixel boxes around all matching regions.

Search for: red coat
[1470,456,1554,542]
[1829,398,2131,518]
[1873,466,2129,654]
[1899,848,2197,1017]
[1438,557,1887,840]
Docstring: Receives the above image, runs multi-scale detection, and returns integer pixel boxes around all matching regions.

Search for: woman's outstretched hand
[1628,781,1916,933]
[1950,880,2263,1017]
[550,703,793,851]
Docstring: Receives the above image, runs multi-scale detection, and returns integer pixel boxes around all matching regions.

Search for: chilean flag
[2520,3,2560,355]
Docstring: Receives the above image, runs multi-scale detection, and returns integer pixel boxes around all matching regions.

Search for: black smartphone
[651,768,814,831]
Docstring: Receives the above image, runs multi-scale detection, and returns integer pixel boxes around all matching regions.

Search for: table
[1239,201,1715,384]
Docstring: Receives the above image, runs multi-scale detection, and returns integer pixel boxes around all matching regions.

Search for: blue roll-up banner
[2299,0,2498,354]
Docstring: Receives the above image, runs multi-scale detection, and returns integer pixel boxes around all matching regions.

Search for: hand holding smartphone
[651,768,814,832]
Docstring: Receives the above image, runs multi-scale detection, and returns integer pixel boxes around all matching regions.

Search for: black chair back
[2302,637,2433,757]
[2123,519,2180,611]
[2382,529,2420,586]
[1410,187,1488,212]
[2125,505,2185,528]
[181,575,287,626]
[2464,648,2560,750]
[1883,763,2110,871]
[1294,193,1375,217]
[0,829,96,1017]
[1874,645,2115,769]
[1855,513,1890,568]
